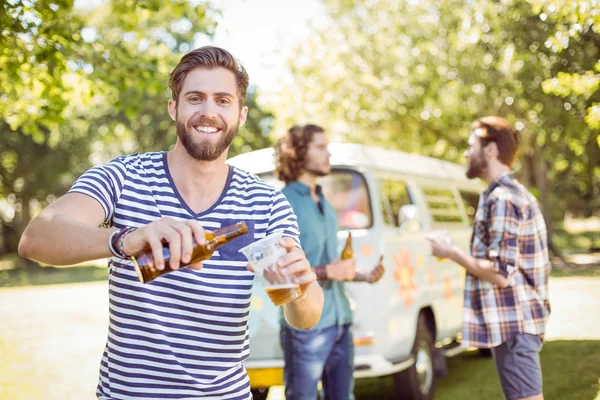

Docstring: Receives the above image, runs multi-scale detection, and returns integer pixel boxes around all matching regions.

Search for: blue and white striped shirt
[69,151,300,399]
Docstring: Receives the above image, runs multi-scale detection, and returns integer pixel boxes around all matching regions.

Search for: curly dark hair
[274,124,325,183]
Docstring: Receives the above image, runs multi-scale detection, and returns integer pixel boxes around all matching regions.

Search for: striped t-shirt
[69,151,300,399]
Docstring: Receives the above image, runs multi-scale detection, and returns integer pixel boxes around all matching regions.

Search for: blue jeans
[280,324,355,400]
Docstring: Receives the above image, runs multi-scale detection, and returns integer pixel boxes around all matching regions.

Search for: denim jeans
[280,323,355,400]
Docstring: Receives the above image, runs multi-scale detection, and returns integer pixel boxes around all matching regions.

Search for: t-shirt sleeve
[67,158,126,223]
[267,190,301,249]
[486,196,521,279]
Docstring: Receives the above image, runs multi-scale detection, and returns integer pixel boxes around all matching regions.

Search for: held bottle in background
[341,232,353,260]
[131,222,249,284]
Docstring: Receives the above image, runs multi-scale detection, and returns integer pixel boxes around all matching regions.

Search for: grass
[354,341,600,399]
[0,261,107,288]
[550,263,600,278]
[554,229,600,253]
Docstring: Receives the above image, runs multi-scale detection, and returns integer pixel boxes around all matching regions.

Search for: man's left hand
[366,256,385,283]
[427,237,454,260]
[276,237,316,293]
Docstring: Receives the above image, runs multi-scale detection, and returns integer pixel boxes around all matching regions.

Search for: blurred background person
[428,116,550,400]
[274,124,384,400]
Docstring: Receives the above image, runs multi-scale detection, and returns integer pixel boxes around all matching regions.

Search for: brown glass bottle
[131,222,249,283]
[341,232,354,260]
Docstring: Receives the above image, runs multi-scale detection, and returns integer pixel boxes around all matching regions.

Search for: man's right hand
[123,217,207,271]
[326,258,357,281]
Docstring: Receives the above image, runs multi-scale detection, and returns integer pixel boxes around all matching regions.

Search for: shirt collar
[484,171,514,196]
[286,181,323,196]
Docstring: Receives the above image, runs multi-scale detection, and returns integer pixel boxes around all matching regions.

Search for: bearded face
[303,132,331,177]
[465,133,488,179]
[466,146,488,179]
[176,113,240,162]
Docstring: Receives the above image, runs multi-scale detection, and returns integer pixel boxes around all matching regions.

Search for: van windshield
[258,169,372,230]
[320,169,372,230]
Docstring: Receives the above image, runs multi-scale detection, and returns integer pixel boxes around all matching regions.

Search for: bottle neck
[207,222,249,248]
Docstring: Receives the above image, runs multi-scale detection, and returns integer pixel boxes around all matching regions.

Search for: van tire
[393,315,436,400]
[251,387,269,400]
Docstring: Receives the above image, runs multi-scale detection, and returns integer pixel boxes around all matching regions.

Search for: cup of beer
[239,232,302,306]
[425,229,452,262]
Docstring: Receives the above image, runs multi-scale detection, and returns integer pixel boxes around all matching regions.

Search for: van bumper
[244,355,414,388]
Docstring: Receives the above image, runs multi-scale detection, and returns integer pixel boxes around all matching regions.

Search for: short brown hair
[472,116,520,167]
[274,124,325,183]
[168,46,249,107]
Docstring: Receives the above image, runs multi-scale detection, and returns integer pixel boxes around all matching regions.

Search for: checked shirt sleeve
[486,196,521,279]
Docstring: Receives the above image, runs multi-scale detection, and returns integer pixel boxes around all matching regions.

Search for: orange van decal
[393,249,416,307]
[444,277,453,299]
[360,244,372,256]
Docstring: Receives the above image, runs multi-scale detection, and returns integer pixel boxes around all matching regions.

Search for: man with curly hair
[274,124,384,399]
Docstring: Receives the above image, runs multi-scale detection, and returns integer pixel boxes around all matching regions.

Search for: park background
[1,0,599,399]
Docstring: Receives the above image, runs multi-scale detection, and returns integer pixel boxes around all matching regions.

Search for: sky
[197,0,326,92]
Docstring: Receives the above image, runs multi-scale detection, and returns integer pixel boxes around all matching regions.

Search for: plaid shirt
[462,172,551,348]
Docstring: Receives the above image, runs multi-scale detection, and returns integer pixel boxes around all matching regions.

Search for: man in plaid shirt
[429,116,550,400]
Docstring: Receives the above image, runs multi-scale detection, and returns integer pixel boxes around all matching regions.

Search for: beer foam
[264,283,299,290]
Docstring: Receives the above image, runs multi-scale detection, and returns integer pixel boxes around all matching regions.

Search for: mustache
[188,115,224,130]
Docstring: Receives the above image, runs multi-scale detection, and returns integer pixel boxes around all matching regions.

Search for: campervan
[227,143,484,399]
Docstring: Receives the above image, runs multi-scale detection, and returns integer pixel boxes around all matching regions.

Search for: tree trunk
[14,197,40,269]
[527,139,568,263]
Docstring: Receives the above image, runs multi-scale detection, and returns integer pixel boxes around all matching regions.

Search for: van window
[421,186,464,225]
[259,170,373,230]
[459,190,481,222]
[320,170,373,229]
[379,179,412,227]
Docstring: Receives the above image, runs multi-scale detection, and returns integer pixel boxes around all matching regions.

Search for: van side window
[320,170,373,229]
[379,180,412,227]
[421,186,464,225]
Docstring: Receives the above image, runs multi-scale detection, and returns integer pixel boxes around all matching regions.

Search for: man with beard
[274,124,384,400]
[428,116,550,400]
[18,46,324,400]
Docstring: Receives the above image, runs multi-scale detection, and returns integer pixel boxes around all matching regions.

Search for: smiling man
[18,46,323,399]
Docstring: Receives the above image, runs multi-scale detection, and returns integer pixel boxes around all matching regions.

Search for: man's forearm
[19,213,114,265]
[283,281,324,330]
[448,246,509,287]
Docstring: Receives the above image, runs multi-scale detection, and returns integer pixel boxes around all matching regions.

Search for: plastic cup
[239,232,302,306]
[426,229,452,262]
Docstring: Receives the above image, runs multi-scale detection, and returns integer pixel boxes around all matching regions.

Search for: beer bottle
[341,232,354,260]
[131,221,249,283]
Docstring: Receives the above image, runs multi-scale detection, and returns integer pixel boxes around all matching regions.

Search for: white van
[228,143,484,400]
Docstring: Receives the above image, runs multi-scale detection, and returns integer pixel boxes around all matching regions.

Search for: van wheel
[393,315,435,400]
[251,387,269,400]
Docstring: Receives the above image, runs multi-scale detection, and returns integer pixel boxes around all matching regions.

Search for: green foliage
[270,0,600,225]
[529,0,600,128]
[0,1,219,256]
[0,1,282,259]
[229,87,275,158]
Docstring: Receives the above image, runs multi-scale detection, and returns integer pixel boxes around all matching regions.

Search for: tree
[0,0,219,262]
[269,0,599,248]
[229,86,275,158]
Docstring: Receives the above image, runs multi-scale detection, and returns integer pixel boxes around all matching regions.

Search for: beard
[304,163,330,177]
[176,114,239,161]
[466,151,487,179]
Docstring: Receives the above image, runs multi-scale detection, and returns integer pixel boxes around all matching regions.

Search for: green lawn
[0,264,107,287]
[355,341,600,399]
